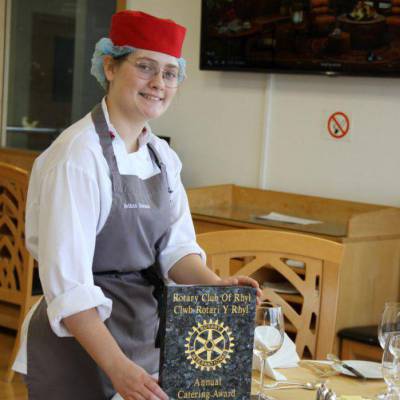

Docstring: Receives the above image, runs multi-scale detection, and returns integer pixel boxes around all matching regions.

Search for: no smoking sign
[326,111,350,140]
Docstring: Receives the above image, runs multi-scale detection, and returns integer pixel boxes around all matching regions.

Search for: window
[2,0,119,151]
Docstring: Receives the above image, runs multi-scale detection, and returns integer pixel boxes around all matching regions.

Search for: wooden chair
[196,229,343,359]
[0,162,41,382]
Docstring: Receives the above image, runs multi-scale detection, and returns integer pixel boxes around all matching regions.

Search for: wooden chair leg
[3,305,29,383]
[4,365,16,383]
[2,320,23,383]
[2,298,42,382]
[3,334,18,383]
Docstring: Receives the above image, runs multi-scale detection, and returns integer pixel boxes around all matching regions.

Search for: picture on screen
[200,0,400,76]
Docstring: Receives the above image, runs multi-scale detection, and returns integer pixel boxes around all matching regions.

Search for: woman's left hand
[218,275,263,305]
[169,255,263,305]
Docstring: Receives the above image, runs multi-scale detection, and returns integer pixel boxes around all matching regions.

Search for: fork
[265,380,323,390]
[299,360,339,378]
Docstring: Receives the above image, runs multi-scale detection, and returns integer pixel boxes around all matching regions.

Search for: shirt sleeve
[33,161,112,337]
[157,147,206,278]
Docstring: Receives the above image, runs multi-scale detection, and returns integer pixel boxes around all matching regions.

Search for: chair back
[197,229,343,359]
[0,162,34,306]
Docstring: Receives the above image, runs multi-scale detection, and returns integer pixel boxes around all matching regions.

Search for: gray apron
[26,104,171,399]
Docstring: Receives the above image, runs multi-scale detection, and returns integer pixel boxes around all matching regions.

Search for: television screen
[200,0,400,77]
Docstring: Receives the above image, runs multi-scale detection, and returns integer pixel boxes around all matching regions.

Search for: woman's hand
[109,357,168,400]
[218,275,263,305]
[63,309,168,400]
[168,254,263,305]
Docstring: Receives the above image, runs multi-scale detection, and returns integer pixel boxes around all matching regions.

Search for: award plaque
[159,285,256,400]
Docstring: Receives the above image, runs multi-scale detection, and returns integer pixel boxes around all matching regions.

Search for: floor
[0,328,27,400]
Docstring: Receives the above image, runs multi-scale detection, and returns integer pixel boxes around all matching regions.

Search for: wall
[264,75,400,206]
[128,0,400,206]
[127,0,267,188]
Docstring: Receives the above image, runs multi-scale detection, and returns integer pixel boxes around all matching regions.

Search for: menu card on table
[159,285,257,400]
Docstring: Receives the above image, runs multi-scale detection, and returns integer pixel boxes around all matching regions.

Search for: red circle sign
[327,112,350,139]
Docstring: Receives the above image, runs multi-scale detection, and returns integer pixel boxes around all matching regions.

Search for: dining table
[251,363,386,399]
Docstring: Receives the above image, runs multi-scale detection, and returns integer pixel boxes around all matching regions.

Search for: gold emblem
[184,319,234,371]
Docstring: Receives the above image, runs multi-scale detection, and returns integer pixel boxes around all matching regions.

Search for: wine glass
[378,303,400,400]
[378,302,400,349]
[381,332,400,400]
[253,303,285,400]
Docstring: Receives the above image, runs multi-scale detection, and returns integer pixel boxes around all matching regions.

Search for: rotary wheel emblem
[184,319,234,371]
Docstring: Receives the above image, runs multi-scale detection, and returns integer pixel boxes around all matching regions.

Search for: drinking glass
[381,332,400,400]
[378,302,400,349]
[377,303,400,399]
[253,303,285,400]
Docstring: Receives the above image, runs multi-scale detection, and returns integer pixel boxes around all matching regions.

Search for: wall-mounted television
[200,0,400,77]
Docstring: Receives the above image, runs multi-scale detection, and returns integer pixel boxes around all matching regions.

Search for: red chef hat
[110,10,186,58]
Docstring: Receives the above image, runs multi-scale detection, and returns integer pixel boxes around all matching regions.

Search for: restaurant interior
[1,0,400,399]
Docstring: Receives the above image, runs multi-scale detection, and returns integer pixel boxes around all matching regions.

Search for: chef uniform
[15,11,203,399]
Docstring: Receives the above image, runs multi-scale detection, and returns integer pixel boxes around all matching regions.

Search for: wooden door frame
[0,0,9,148]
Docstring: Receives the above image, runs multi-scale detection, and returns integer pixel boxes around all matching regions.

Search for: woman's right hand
[63,309,167,399]
[109,358,168,400]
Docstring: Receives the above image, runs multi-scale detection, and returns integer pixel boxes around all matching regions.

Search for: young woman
[13,10,261,400]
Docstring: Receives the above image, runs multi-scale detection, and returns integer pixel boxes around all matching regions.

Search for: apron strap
[140,264,165,348]
[91,103,123,193]
[147,142,173,194]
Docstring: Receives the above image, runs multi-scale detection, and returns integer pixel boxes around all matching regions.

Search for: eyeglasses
[125,58,183,88]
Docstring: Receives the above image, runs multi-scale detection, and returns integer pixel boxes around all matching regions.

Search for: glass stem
[258,356,267,400]
[387,383,396,397]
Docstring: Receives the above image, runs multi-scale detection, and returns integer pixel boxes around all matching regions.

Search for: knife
[326,353,367,379]
[340,362,367,379]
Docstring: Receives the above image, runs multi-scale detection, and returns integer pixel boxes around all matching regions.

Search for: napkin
[253,326,300,381]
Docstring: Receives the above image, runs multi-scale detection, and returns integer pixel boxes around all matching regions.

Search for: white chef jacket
[13,98,205,374]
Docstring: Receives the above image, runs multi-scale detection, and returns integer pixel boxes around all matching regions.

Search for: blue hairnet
[90,38,187,90]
